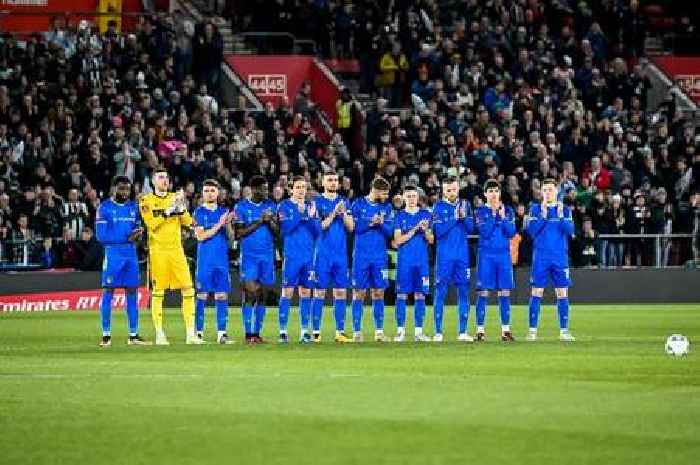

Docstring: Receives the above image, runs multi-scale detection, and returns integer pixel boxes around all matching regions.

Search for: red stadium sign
[0,288,150,312]
[652,56,700,104]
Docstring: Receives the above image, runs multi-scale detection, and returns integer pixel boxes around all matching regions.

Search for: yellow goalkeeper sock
[151,290,165,332]
[181,288,195,334]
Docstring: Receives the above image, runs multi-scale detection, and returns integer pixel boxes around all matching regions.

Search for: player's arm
[342,199,354,232]
[559,205,575,237]
[279,203,303,236]
[234,204,263,239]
[194,211,233,242]
[476,208,498,239]
[179,208,194,228]
[351,202,373,234]
[380,209,395,238]
[524,203,547,238]
[95,204,116,244]
[422,215,435,245]
[139,196,168,232]
[433,204,458,239]
[501,206,517,238]
[393,222,419,247]
[265,208,280,237]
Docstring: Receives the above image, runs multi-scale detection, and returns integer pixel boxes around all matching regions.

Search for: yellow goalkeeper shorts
[149,248,192,291]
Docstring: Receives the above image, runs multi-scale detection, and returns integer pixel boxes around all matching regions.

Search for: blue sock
[372,299,384,330]
[351,299,363,332]
[395,297,407,328]
[499,296,511,326]
[215,299,228,332]
[299,297,311,332]
[312,297,324,332]
[242,304,253,335]
[476,295,488,327]
[100,289,113,335]
[334,298,346,332]
[254,304,266,334]
[528,295,542,329]
[557,298,570,330]
[195,297,206,332]
[414,298,426,329]
[433,283,447,334]
[125,290,138,335]
[457,285,469,334]
[278,296,290,332]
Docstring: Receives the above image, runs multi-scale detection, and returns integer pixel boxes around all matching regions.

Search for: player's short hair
[291,175,306,186]
[403,184,418,193]
[323,170,338,178]
[203,179,221,189]
[371,177,390,191]
[442,176,459,186]
[484,179,501,191]
[153,168,168,177]
[542,178,557,187]
[112,175,131,186]
[249,175,267,188]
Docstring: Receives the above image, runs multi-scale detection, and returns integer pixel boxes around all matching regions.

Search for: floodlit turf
[1,304,699,465]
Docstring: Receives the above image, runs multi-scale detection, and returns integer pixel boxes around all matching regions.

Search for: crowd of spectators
[0,1,699,271]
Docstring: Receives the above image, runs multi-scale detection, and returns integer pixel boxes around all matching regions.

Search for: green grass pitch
[1,304,699,465]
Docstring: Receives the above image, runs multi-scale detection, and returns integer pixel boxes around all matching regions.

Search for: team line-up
[96,170,575,347]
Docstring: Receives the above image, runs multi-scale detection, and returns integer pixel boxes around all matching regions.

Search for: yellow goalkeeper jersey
[139,192,193,250]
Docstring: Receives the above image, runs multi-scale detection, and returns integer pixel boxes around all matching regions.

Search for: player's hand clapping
[128,227,144,242]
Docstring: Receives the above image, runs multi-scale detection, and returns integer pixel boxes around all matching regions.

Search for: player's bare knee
[214,292,227,301]
[531,288,544,298]
[371,289,384,300]
[498,290,510,297]
[299,287,311,298]
[479,290,489,297]
[396,293,407,300]
[182,288,195,298]
[353,289,366,300]
[282,287,294,298]
[314,288,327,299]
[197,292,208,300]
[333,289,346,300]
[555,288,568,299]
[414,292,425,300]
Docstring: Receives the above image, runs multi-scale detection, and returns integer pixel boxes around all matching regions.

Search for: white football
[665,334,690,357]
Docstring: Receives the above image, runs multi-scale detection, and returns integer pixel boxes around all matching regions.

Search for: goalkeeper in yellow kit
[139,168,202,345]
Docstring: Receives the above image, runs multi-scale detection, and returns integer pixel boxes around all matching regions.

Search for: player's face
[372,188,390,203]
[443,182,459,203]
[323,175,338,193]
[404,190,418,209]
[115,182,131,203]
[291,180,306,200]
[485,187,501,204]
[252,183,269,202]
[542,183,557,204]
[202,185,219,204]
[153,172,169,192]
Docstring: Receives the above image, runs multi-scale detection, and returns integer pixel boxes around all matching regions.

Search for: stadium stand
[0,0,698,271]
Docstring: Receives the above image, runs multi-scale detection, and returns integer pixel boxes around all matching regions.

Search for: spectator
[75,226,103,271]
[62,188,89,240]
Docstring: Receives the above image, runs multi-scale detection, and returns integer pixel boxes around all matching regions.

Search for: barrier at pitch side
[1,269,699,311]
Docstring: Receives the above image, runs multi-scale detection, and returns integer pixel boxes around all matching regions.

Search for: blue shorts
[530,253,571,288]
[240,253,275,286]
[435,258,470,286]
[476,251,514,290]
[282,256,314,288]
[196,264,231,293]
[102,248,139,288]
[352,258,388,290]
[396,260,430,294]
[314,254,349,289]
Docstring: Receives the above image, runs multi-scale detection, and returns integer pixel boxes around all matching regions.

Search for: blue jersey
[95,199,140,249]
[395,208,432,264]
[277,198,319,262]
[475,205,516,254]
[193,205,230,268]
[95,199,140,288]
[234,198,276,256]
[524,203,574,257]
[314,193,350,259]
[432,199,474,264]
[351,197,394,262]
